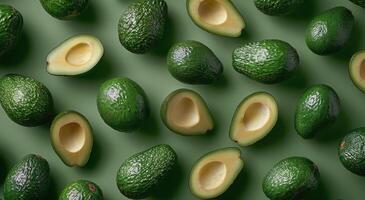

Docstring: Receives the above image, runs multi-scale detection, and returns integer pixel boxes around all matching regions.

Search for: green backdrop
[0,0,365,199]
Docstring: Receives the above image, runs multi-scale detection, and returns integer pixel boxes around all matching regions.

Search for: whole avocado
[40,0,89,20]
[0,5,23,57]
[118,0,167,54]
[305,7,354,55]
[254,0,304,15]
[0,74,54,126]
[4,154,50,200]
[348,0,365,8]
[167,40,223,84]
[97,77,150,132]
[59,180,103,200]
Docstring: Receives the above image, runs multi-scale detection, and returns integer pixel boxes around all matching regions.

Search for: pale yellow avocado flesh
[190,148,244,199]
[51,112,93,167]
[188,0,245,37]
[350,51,365,92]
[47,34,104,75]
[230,93,278,146]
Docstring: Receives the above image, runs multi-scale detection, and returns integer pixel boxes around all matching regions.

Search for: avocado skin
[116,144,177,199]
[348,0,365,8]
[4,154,50,200]
[59,180,103,200]
[0,74,54,127]
[97,77,149,132]
[232,39,299,84]
[295,84,340,139]
[254,0,304,15]
[39,0,88,20]
[167,41,223,84]
[263,157,320,200]
[339,128,365,176]
[118,0,167,54]
[305,7,354,55]
[0,5,23,57]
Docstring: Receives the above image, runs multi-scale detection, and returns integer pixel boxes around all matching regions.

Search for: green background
[0,0,364,199]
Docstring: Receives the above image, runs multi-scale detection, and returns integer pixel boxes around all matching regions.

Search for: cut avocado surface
[349,50,365,93]
[230,92,278,146]
[190,147,243,199]
[51,111,93,167]
[47,34,104,76]
[161,89,214,136]
[187,0,245,37]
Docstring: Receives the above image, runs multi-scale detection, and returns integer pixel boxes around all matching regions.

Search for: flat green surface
[0,0,365,199]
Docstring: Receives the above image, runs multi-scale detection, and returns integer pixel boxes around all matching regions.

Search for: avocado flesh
[230,92,278,146]
[161,89,214,135]
[349,51,365,93]
[190,147,243,199]
[187,0,245,37]
[59,180,103,200]
[51,111,93,167]
[47,35,104,76]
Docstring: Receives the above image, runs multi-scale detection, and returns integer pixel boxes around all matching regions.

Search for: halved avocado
[230,92,278,146]
[161,89,214,136]
[349,50,365,93]
[50,111,93,167]
[186,0,245,37]
[46,34,104,76]
[190,147,244,199]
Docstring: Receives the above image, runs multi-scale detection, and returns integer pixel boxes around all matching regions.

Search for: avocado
[263,157,320,200]
[232,39,299,84]
[59,180,103,200]
[4,154,50,200]
[97,77,149,132]
[50,111,93,167]
[349,50,365,93]
[118,0,167,54]
[190,147,243,199]
[0,5,23,57]
[116,144,177,199]
[339,127,365,176]
[161,89,214,136]
[254,0,304,16]
[39,0,88,20]
[47,34,104,76]
[348,0,365,8]
[187,0,245,37]
[305,7,354,55]
[295,84,340,139]
[167,41,223,84]
[230,92,278,146]
[0,74,54,126]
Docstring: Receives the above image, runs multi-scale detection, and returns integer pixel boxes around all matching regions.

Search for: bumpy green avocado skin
[348,0,365,8]
[232,39,299,84]
[295,84,340,139]
[0,5,23,57]
[305,7,354,55]
[116,144,177,199]
[40,0,89,20]
[167,41,223,84]
[59,180,103,200]
[118,0,167,54]
[97,77,150,132]
[263,157,320,200]
[339,128,365,176]
[0,74,54,127]
[4,154,50,200]
[254,0,304,15]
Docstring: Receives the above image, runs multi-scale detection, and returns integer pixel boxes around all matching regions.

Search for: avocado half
[161,89,214,136]
[349,50,365,93]
[50,111,93,167]
[187,0,245,37]
[190,147,244,199]
[46,34,104,76]
[230,92,278,146]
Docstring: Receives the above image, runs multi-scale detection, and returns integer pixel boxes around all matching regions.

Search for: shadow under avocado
[149,14,176,57]
[82,132,103,170]
[74,2,98,24]
[0,31,31,67]
[315,109,351,143]
[136,111,160,137]
[45,175,59,199]
[78,56,115,81]
[300,178,331,200]
[281,66,308,90]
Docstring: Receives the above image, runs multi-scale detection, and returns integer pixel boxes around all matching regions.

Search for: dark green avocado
[167,40,223,84]
[0,5,23,57]
[232,39,299,84]
[295,84,340,139]
[348,0,365,8]
[118,0,167,54]
[39,0,89,20]
[263,157,320,200]
[59,180,103,200]
[4,154,50,200]
[254,0,304,15]
[305,7,354,55]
